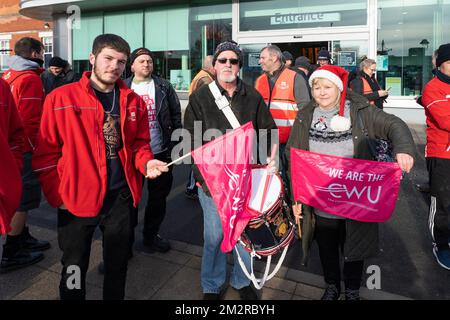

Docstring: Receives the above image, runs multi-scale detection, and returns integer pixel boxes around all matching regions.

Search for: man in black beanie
[184,41,277,300]
[282,50,294,67]
[41,56,73,95]
[422,42,450,270]
[317,48,332,66]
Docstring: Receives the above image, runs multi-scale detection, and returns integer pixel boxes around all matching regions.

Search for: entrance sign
[271,12,341,25]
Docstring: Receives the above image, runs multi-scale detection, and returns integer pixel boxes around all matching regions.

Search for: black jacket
[350,71,387,109]
[41,70,78,96]
[184,79,277,196]
[286,90,416,265]
[125,75,182,154]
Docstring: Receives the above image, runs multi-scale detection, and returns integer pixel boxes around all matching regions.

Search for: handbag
[357,112,394,162]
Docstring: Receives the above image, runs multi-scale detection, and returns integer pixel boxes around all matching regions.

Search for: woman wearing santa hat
[285,65,416,300]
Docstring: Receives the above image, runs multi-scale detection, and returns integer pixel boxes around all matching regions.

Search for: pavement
[0,124,441,301]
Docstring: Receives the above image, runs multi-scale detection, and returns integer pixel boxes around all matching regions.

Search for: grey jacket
[285,90,416,265]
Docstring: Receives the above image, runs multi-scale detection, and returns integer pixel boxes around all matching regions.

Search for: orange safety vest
[361,77,375,105]
[189,69,214,96]
[255,68,297,144]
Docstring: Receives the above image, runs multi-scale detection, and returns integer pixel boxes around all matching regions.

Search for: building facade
[0,0,53,72]
[19,0,450,124]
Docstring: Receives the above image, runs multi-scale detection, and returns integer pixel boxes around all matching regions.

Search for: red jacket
[32,72,154,217]
[2,67,44,153]
[0,78,24,234]
[422,76,450,159]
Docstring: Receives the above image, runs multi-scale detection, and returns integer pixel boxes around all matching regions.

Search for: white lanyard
[208,82,241,129]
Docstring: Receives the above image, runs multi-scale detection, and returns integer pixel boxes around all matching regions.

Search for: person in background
[256,45,311,197]
[282,50,294,68]
[421,43,450,270]
[293,56,312,99]
[41,57,79,96]
[125,47,182,254]
[317,48,332,67]
[0,78,24,270]
[350,58,389,110]
[41,56,66,95]
[185,55,216,200]
[1,37,49,274]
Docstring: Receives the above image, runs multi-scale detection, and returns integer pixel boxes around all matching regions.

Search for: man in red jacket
[33,34,168,300]
[0,78,24,260]
[1,37,49,274]
[422,43,450,270]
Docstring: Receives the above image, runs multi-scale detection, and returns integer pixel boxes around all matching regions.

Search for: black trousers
[143,151,173,243]
[315,215,364,291]
[57,187,133,300]
[427,157,450,250]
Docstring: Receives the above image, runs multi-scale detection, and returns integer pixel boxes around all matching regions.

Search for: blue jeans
[198,188,251,294]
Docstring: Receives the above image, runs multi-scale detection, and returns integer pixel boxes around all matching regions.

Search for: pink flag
[290,148,402,222]
[191,122,258,252]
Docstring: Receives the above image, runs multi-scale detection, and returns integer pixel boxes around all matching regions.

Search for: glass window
[0,40,10,71]
[332,39,368,73]
[239,0,368,32]
[377,1,450,96]
[72,12,103,69]
[105,10,144,50]
[42,36,53,68]
[72,3,231,91]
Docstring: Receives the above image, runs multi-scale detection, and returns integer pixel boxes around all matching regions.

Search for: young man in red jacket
[1,37,49,273]
[0,78,24,261]
[33,34,168,300]
[422,43,450,270]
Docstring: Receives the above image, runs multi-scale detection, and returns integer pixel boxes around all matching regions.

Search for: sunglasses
[217,58,239,65]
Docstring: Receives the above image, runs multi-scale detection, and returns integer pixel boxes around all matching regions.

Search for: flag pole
[145,152,192,178]
[165,152,192,167]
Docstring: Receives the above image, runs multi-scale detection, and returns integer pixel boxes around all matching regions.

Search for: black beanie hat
[212,41,243,68]
[130,47,154,65]
[436,43,450,67]
[282,51,294,62]
[317,49,331,61]
[49,56,66,68]
[294,56,312,70]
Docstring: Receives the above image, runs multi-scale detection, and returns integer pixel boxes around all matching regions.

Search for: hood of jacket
[8,55,41,72]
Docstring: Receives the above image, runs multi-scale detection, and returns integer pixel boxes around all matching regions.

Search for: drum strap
[234,242,291,290]
[208,82,241,129]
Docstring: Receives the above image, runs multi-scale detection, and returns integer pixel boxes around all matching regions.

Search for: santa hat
[309,65,350,132]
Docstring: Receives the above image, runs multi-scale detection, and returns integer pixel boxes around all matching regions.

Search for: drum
[240,166,295,257]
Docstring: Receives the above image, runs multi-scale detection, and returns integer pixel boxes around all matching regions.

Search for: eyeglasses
[370,68,377,72]
[217,58,239,65]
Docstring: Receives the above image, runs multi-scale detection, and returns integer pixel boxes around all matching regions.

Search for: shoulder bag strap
[208,82,241,129]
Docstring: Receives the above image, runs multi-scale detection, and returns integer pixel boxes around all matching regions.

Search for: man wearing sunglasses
[184,41,277,300]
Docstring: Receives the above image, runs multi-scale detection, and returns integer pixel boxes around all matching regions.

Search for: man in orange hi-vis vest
[255,44,310,194]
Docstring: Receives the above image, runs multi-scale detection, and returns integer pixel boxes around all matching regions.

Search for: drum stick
[145,152,191,178]
[259,145,278,212]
